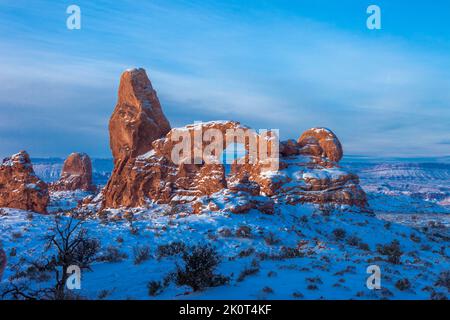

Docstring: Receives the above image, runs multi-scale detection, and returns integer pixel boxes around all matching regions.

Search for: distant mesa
[50,152,96,192]
[0,151,49,214]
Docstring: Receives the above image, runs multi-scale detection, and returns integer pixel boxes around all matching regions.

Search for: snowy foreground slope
[0,157,448,300]
[0,203,448,300]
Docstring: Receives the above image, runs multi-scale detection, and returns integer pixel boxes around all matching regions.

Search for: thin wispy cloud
[0,0,449,158]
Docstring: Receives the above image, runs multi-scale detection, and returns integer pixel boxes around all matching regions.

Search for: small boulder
[297,128,343,162]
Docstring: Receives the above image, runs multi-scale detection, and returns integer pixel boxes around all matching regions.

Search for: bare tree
[1,216,100,300]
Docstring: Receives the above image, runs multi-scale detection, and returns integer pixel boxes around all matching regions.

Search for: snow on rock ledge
[0,151,49,214]
[91,68,369,216]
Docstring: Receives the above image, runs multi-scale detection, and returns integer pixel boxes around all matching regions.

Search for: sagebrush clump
[174,244,229,291]
[377,240,403,264]
[133,245,151,265]
[156,241,186,259]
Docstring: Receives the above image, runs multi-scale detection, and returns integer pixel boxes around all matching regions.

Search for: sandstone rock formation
[103,68,171,209]
[0,151,49,214]
[103,120,279,210]
[51,152,95,192]
[109,68,171,163]
[98,68,368,215]
[297,127,343,163]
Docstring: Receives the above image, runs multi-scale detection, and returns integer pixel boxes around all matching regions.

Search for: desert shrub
[147,280,164,296]
[238,248,255,258]
[356,291,365,297]
[156,241,186,259]
[380,287,393,298]
[346,235,362,247]
[262,286,274,294]
[306,276,323,285]
[9,247,17,257]
[133,245,151,265]
[435,271,450,292]
[116,236,124,243]
[174,244,229,291]
[430,292,448,300]
[264,232,281,246]
[12,232,22,240]
[358,242,370,251]
[279,247,303,259]
[410,233,421,243]
[258,246,304,261]
[332,228,346,241]
[147,273,174,297]
[218,228,233,237]
[346,237,371,251]
[98,246,128,263]
[97,289,114,300]
[235,226,251,238]
[129,226,139,235]
[395,278,411,291]
[68,237,100,269]
[377,240,403,264]
[333,266,356,276]
[292,291,304,299]
[237,262,260,282]
[267,271,277,277]
[307,284,318,290]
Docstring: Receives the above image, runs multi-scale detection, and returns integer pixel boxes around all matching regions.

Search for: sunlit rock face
[103,119,279,211]
[0,151,49,214]
[103,68,172,209]
[99,68,368,215]
[50,152,95,192]
[109,68,171,163]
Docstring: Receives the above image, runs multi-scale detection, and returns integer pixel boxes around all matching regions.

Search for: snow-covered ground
[0,157,448,300]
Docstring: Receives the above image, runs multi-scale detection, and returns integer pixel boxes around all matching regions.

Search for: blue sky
[0,0,449,158]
